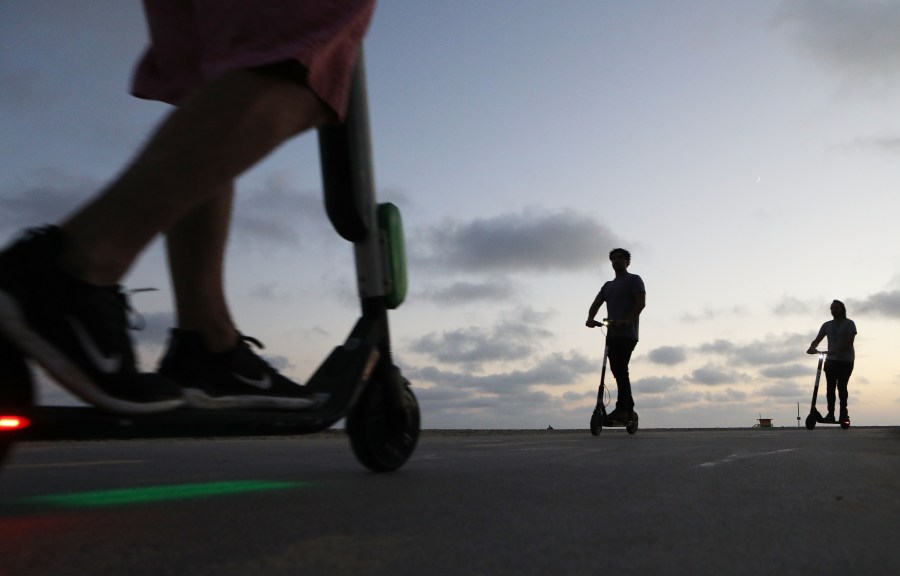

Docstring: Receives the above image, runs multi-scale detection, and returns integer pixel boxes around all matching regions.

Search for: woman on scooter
[807,300,856,423]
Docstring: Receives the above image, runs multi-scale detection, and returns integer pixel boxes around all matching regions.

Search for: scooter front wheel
[589,410,602,436]
[805,413,817,430]
[346,368,420,472]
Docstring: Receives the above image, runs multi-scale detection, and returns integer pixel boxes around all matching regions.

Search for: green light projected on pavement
[23,480,307,508]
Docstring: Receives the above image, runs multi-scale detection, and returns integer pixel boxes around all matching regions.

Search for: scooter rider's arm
[586,293,605,327]
[623,292,646,325]
[605,292,646,328]
[807,334,825,354]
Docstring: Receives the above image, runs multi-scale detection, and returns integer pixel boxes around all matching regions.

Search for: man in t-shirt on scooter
[586,248,646,424]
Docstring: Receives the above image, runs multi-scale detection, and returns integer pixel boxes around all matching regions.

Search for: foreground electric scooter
[588,319,638,436]
[0,49,421,472]
[804,351,850,430]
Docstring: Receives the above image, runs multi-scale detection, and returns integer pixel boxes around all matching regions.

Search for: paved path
[1,428,898,576]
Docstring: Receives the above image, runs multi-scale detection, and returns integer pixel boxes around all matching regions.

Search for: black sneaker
[605,409,629,424]
[158,329,320,410]
[0,227,184,414]
[823,412,836,423]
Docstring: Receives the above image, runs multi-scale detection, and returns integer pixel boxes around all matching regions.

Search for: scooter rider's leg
[607,339,636,421]
[838,362,852,420]
[823,362,836,421]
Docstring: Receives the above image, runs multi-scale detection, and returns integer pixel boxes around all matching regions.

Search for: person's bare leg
[59,67,331,286]
[166,184,239,353]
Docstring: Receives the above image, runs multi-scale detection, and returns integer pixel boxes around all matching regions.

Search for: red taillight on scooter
[0,415,30,431]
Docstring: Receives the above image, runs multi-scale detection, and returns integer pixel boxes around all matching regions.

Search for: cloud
[759,382,808,399]
[647,346,687,365]
[773,295,813,315]
[413,381,569,428]
[776,0,900,90]
[697,333,809,366]
[411,317,555,368]
[419,278,518,304]
[700,388,748,403]
[232,179,329,248]
[634,375,681,394]
[410,349,594,396]
[406,325,826,428]
[685,364,745,386]
[0,68,47,109]
[412,326,537,366]
[680,304,748,323]
[696,339,735,355]
[0,170,96,236]
[760,363,812,379]
[852,135,900,155]
[413,208,623,274]
[848,289,900,318]
[774,286,900,319]
[460,352,596,389]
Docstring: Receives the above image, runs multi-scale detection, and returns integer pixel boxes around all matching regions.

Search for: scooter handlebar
[587,318,610,328]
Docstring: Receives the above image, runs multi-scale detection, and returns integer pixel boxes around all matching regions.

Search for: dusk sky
[2,1,899,429]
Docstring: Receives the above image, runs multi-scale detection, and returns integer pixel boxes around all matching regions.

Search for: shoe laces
[236,334,279,373]
[239,334,265,350]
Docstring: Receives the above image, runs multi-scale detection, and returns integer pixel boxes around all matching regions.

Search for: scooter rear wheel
[840,419,850,430]
[626,412,639,435]
[589,410,602,436]
[346,368,420,472]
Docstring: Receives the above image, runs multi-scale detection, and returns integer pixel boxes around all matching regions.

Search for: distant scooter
[588,319,638,436]
[805,351,850,430]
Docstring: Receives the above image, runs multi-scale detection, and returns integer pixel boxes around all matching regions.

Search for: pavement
[1,427,899,576]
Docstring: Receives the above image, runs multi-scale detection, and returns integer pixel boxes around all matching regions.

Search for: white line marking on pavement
[698,448,797,468]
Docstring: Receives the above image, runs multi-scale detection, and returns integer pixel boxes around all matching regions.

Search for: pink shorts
[131,0,376,119]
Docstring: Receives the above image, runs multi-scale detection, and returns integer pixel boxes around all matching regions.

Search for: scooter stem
[810,352,825,410]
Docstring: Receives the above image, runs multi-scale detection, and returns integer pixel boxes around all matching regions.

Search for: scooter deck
[602,422,633,428]
[815,415,850,425]
[600,416,638,427]
[18,404,344,440]
[13,334,381,440]
[589,408,639,436]
[592,409,639,426]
